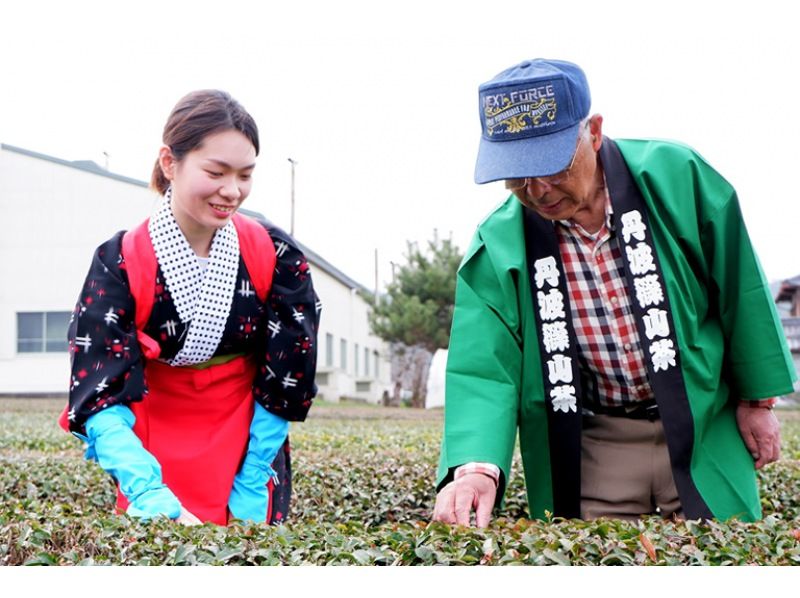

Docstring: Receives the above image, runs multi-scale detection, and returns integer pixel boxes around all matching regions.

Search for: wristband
[454,462,500,488]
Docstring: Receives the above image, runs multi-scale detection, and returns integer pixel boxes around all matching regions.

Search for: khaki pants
[580,414,683,520]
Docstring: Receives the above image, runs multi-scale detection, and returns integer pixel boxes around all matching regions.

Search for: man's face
[509,115,604,227]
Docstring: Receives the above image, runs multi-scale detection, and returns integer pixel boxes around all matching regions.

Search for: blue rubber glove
[228,403,289,522]
[85,404,182,520]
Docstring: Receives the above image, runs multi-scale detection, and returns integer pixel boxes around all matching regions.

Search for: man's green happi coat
[437,138,797,521]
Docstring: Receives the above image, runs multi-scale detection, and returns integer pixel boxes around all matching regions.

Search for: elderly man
[433,58,796,526]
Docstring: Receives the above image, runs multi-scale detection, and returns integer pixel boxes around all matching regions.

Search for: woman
[62,90,319,525]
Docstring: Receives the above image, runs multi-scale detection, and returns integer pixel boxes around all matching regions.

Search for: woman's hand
[176,507,202,526]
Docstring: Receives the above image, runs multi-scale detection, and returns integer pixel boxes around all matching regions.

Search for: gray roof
[1,143,148,188]
[784,274,800,286]
[238,208,371,295]
[1,142,371,294]
[776,274,800,304]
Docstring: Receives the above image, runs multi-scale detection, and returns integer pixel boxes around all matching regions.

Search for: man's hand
[176,507,202,526]
[736,404,781,469]
[432,473,497,528]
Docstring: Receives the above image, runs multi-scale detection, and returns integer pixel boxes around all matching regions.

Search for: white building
[0,143,391,402]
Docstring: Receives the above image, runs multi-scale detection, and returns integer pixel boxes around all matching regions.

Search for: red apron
[116,357,256,525]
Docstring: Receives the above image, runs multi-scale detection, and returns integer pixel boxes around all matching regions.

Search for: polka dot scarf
[148,190,240,366]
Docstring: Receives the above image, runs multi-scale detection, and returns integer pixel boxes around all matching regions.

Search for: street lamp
[287,158,297,236]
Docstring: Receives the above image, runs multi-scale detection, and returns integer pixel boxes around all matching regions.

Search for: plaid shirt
[556,195,775,411]
[556,193,653,409]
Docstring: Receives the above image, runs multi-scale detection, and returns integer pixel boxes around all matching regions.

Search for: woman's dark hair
[151,90,260,194]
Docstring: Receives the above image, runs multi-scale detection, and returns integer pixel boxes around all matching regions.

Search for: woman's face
[160,128,257,244]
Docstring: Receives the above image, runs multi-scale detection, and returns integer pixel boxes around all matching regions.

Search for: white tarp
[425,348,447,409]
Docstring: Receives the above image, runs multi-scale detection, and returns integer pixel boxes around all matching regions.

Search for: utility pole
[287,158,297,236]
[374,248,379,298]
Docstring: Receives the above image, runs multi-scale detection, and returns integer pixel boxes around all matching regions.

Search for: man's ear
[158,145,176,181]
[588,114,604,151]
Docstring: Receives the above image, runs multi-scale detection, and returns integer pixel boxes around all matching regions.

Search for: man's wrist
[738,398,777,409]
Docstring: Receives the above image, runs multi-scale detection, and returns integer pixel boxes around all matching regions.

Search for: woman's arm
[227,403,289,522]
[67,233,147,434]
[85,405,182,520]
[251,224,321,421]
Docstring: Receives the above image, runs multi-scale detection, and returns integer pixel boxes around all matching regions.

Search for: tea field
[1,398,799,565]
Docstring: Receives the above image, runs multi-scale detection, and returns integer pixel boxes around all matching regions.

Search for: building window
[325,333,334,367]
[340,339,347,371]
[364,347,370,377]
[354,343,360,377]
[373,351,380,379]
[17,311,71,353]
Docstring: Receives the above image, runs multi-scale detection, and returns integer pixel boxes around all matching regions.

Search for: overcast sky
[2,0,798,289]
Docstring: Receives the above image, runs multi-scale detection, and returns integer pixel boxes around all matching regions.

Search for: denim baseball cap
[474,58,591,184]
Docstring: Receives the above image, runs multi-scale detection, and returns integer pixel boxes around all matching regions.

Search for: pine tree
[368,231,463,407]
